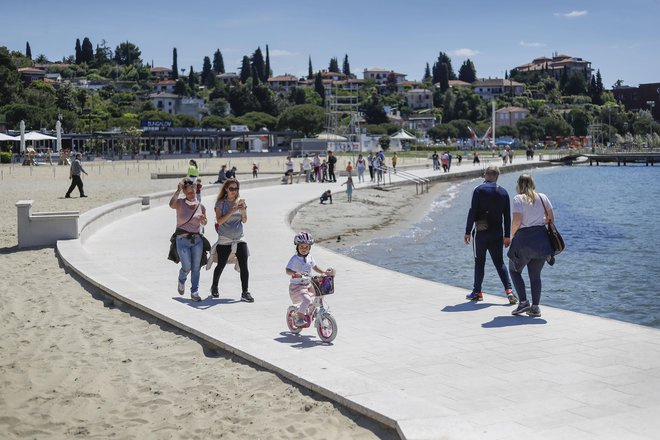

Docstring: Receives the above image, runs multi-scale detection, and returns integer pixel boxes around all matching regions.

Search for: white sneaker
[191,291,201,302]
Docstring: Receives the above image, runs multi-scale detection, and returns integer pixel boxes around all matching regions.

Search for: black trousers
[212,242,249,293]
[66,175,85,196]
[328,164,336,182]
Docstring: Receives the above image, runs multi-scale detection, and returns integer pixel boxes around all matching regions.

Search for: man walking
[463,165,517,304]
[65,153,88,198]
[327,150,337,182]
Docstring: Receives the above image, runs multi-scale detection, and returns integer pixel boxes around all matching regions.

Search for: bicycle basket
[313,275,334,296]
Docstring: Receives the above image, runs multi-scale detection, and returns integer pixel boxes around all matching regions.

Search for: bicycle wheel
[286,306,302,334]
[316,312,337,343]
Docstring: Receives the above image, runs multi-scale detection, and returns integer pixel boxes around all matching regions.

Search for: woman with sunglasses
[209,179,253,302]
[169,178,208,302]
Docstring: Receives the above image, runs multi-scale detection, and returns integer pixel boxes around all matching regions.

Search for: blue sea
[341,165,660,328]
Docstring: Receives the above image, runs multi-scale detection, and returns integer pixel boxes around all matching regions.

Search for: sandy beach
[0,155,433,439]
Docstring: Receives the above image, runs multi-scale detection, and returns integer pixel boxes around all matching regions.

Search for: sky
[3,0,660,89]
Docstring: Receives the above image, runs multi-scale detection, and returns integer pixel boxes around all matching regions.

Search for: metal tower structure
[325,85,361,151]
[588,123,604,151]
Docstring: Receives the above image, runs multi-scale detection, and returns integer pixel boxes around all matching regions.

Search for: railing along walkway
[373,166,430,194]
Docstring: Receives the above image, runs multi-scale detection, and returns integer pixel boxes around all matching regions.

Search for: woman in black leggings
[210,179,253,303]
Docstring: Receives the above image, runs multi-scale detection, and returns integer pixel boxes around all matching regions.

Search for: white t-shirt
[512,193,552,228]
[287,253,316,283]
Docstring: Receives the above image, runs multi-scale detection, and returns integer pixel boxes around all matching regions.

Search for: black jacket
[465,181,511,237]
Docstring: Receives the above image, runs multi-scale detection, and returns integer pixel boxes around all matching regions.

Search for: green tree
[251,47,266,82]
[328,57,339,73]
[174,79,188,96]
[422,62,431,83]
[516,116,545,140]
[342,54,351,77]
[175,114,197,127]
[288,88,306,105]
[265,45,271,78]
[235,111,277,131]
[34,54,49,64]
[563,73,587,96]
[0,47,21,106]
[253,84,278,115]
[240,56,251,83]
[75,38,82,64]
[427,124,458,141]
[496,125,518,138]
[201,115,230,129]
[114,41,142,66]
[567,108,592,136]
[208,98,228,116]
[187,65,197,91]
[307,56,313,80]
[212,49,225,74]
[23,80,57,108]
[227,83,260,116]
[172,48,178,79]
[540,116,573,137]
[56,83,78,111]
[201,56,213,87]
[277,104,325,137]
[458,59,477,83]
[379,136,390,150]
[432,52,456,83]
[362,92,388,124]
[81,37,94,64]
[25,41,31,59]
[438,64,449,92]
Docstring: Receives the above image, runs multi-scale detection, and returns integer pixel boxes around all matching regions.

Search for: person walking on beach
[252,163,259,178]
[432,150,440,170]
[327,150,337,182]
[170,178,208,302]
[464,165,517,304]
[473,152,480,166]
[509,174,555,317]
[367,152,375,182]
[302,154,312,182]
[341,176,356,202]
[312,153,321,182]
[65,153,88,198]
[391,152,398,173]
[356,153,366,182]
[209,179,253,303]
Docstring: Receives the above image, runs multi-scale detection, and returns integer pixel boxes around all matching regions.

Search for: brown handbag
[539,195,565,256]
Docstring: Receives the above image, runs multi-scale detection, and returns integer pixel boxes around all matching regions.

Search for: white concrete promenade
[57,160,660,440]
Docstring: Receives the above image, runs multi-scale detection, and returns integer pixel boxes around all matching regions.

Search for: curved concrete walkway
[58,161,660,440]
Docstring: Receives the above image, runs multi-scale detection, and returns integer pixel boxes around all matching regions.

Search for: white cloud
[269,49,299,57]
[520,40,546,48]
[449,48,479,57]
[555,10,588,18]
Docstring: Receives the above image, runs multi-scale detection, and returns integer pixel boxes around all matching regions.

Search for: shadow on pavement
[441,301,510,312]
[274,331,332,348]
[481,316,547,328]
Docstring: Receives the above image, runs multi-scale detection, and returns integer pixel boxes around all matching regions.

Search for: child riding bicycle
[285,232,335,327]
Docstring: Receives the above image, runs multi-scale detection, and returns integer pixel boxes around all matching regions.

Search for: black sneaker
[512,301,531,316]
[210,286,219,298]
[527,305,542,317]
[241,292,254,303]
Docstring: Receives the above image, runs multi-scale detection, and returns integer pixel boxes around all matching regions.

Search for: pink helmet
[294,231,314,245]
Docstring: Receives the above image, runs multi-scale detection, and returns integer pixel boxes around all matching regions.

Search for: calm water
[341,165,660,328]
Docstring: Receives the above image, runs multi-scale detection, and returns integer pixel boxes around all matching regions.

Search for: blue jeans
[473,234,512,293]
[509,258,545,305]
[176,234,203,293]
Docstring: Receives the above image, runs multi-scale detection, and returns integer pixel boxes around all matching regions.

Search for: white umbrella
[389,129,416,140]
[23,131,57,141]
[0,133,17,141]
[56,120,62,152]
[315,132,348,141]
[20,120,25,154]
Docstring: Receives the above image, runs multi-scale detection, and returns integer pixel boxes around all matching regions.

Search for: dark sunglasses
[227,187,238,191]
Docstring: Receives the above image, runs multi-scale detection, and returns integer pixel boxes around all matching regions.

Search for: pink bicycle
[286,274,337,343]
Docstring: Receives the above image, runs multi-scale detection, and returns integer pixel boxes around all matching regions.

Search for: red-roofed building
[495,106,530,127]
[514,53,592,81]
[18,67,46,85]
[151,67,173,80]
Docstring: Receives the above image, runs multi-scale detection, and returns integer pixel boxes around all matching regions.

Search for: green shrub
[0,152,12,163]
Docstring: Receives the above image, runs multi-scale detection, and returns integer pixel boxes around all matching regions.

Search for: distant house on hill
[149,92,207,120]
[17,67,46,85]
[514,53,592,81]
[472,78,525,101]
[447,79,472,89]
[612,82,660,121]
[495,106,530,127]
[153,80,176,93]
[363,67,407,85]
[217,72,239,86]
[151,67,173,80]
[267,74,299,94]
[406,89,433,110]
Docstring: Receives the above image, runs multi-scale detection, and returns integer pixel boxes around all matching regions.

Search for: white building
[472,79,525,101]
[406,89,433,110]
[149,92,208,120]
[495,106,529,127]
[363,67,407,84]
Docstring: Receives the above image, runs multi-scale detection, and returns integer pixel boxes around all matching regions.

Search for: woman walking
[169,178,207,302]
[508,174,555,317]
[209,179,253,303]
[356,153,366,182]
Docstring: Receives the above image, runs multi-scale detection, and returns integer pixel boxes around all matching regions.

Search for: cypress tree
[172,48,178,79]
[25,42,32,59]
[596,69,604,95]
[188,65,196,90]
[240,56,251,83]
[265,44,271,79]
[201,56,212,86]
[342,54,351,77]
[75,38,82,64]
[251,47,265,82]
[81,37,94,64]
[423,62,431,82]
[328,57,339,73]
[213,49,225,74]
[458,59,477,83]
[307,56,313,80]
[314,71,325,105]
[439,64,449,92]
